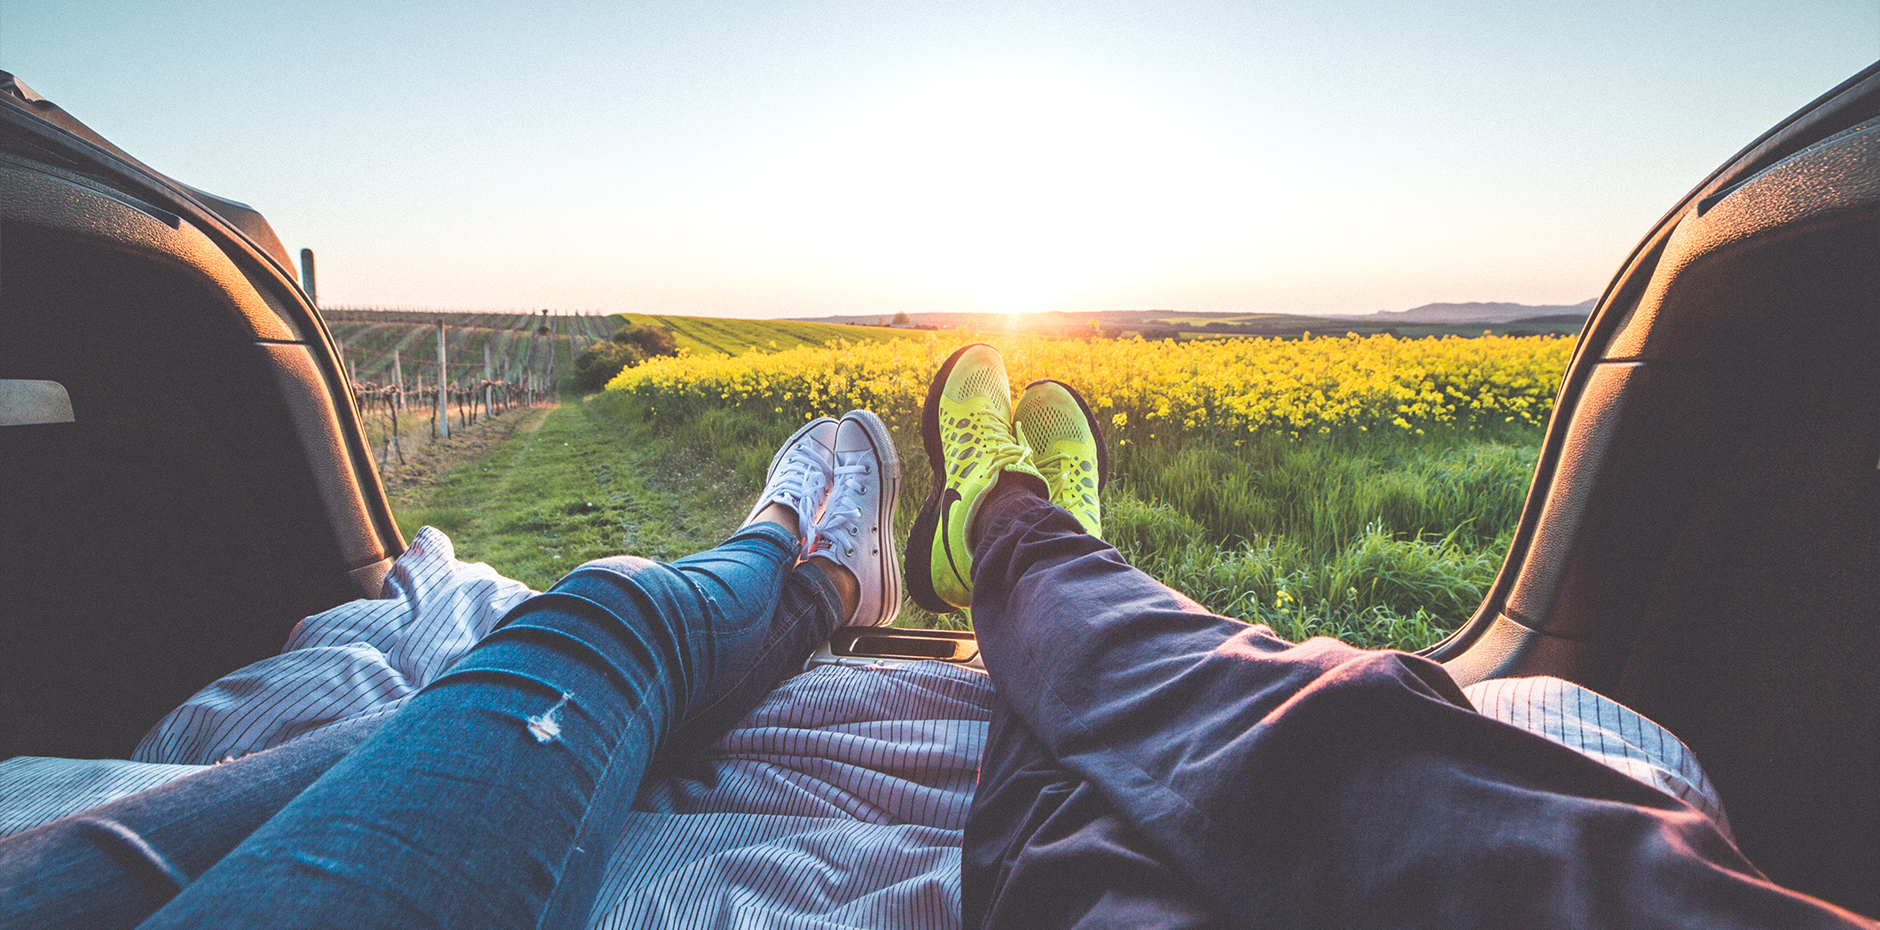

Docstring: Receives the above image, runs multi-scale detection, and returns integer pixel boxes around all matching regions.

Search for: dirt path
[378,405,555,504]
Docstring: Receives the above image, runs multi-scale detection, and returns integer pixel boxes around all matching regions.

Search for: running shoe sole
[905,344,977,613]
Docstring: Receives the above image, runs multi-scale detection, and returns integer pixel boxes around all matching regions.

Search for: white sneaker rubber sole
[834,409,901,627]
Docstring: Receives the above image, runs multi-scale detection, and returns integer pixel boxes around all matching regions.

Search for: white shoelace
[810,454,871,558]
[772,443,834,542]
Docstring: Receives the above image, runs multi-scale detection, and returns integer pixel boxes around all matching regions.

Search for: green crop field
[613,313,925,358]
[319,308,929,394]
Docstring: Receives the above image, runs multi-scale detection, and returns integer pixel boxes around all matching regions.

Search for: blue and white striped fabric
[595,815,966,927]
[0,529,1732,928]
[0,756,206,837]
[0,528,997,929]
[1463,675,1732,840]
[595,661,989,928]
[131,526,535,766]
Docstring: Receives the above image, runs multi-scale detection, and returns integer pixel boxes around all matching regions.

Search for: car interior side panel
[1445,117,1880,913]
[0,173,374,760]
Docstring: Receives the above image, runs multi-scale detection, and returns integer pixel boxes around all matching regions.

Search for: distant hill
[790,300,1593,339]
[802,309,1246,329]
[1365,299,1597,324]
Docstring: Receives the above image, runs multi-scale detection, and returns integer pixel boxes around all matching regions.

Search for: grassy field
[612,313,924,358]
[586,389,1535,647]
[320,308,920,387]
[390,400,752,590]
[1103,434,1529,648]
[588,331,1566,647]
[386,393,1536,649]
[383,329,1566,651]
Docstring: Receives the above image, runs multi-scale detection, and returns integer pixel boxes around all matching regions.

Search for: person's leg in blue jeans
[0,549,844,930]
[0,716,381,930]
[123,412,901,930]
[0,549,845,930]
[132,524,809,929]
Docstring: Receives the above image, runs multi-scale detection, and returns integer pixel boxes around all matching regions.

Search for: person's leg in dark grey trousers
[961,478,1868,929]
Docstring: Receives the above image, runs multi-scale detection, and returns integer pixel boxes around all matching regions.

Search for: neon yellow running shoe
[905,344,1044,612]
[1013,379,1108,538]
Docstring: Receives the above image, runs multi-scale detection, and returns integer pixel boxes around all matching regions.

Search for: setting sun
[731,72,1261,314]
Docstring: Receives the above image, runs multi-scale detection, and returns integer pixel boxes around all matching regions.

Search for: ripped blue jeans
[128,521,839,930]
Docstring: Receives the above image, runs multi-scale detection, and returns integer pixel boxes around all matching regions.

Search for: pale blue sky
[4,2,1875,316]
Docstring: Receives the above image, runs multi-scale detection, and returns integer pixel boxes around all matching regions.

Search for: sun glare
[733,73,1261,313]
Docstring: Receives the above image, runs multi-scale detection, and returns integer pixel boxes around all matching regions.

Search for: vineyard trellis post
[435,319,450,440]
[387,347,405,465]
[545,313,557,395]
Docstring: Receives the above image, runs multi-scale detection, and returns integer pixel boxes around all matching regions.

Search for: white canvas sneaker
[741,417,839,542]
[807,410,902,626]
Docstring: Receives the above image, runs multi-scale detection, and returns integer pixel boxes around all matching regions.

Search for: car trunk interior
[0,154,394,761]
[1440,113,1880,914]
[4,65,1880,920]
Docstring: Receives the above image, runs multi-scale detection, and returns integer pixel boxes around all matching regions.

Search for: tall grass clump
[1106,491,1507,650]
[1115,431,1536,553]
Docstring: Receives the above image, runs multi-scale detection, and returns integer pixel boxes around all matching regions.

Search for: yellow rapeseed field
[606,332,1573,446]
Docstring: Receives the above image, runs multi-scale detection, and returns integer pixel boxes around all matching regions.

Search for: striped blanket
[0,528,1727,927]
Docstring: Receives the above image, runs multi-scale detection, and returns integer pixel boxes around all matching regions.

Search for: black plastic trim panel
[1428,62,1880,666]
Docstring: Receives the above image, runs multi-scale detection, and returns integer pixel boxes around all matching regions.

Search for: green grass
[610,313,924,358]
[393,402,750,590]
[1099,430,1534,648]
[569,394,1537,647]
[1113,433,1534,553]
[1105,495,1506,650]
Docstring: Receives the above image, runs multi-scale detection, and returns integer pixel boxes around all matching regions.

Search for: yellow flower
[607,333,1570,443]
